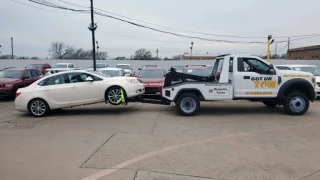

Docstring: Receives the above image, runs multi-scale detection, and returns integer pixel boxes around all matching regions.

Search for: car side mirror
[138,68,141,70]
[133,75,137,77]
[85,77,94,81]
[23,76,30,80]
[131,68,134,70]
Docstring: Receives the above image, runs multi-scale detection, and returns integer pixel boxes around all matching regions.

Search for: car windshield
[138,69,164,78]
[172,66,185,70]
[28,64,42,68]
[99,70,120,77]
[53,64,68,68]
[293,67,320,76]
[90,71,111,78]
[0,70,23,79]
[185,68,211,76]
[116,65,130,69]
[88,64,106,68]
[142,65,157,68]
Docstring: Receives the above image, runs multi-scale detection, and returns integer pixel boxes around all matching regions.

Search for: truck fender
[277,79,316,100]
[174,88,204,101]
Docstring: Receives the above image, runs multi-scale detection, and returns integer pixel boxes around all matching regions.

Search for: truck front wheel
[176,93,200,116]
[283,92,309,115]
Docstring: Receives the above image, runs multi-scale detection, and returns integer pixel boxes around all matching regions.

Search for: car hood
[123,69,131,72]
[0,78,21,83]
[315,76,320,82]
[138,78,165,83]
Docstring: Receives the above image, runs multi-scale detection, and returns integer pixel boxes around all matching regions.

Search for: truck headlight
[4,84,13,88]
[126,79,140,84]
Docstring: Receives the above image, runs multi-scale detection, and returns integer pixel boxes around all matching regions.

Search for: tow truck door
[234,57,279,97]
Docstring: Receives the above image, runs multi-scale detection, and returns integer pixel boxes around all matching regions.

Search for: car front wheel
[28,99,50,117]
[106,87,124,105]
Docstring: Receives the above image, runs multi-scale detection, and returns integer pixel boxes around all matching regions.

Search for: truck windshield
[0,70,23,79]
[294,67,320,76]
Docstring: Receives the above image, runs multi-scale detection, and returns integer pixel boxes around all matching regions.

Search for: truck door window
[238,58,270,74]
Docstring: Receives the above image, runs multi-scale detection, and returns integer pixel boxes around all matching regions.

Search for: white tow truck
[159,54,317,116]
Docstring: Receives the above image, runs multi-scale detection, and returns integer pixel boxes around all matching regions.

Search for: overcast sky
[1,0,319,59]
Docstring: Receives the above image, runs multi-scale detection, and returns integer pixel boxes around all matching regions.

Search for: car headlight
[4,84,13,88]
[126,79,140,84]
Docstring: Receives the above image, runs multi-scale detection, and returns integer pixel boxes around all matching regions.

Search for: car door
[38,74,71,108]
[67,72,102,106]
[235,57,279,97]
[22,70,33,87]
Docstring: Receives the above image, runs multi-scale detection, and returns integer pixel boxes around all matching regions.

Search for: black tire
[175,93,200,116]
[106,86,124,106]
[28,98,50,117]
[262,99,278,107]
[283,92,309,115]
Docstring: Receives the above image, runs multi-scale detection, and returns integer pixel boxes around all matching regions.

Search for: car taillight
[16,92,21,98]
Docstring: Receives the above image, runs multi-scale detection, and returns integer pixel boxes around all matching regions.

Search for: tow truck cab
[162,55,316,116]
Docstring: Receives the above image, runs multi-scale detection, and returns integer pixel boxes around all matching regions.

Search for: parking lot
[1,100,320,180]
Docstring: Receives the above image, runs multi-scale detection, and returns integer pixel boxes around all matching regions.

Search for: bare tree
[48,42,65,59]
[133,48,152,60]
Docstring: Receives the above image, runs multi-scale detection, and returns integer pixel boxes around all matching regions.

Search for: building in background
[183,54,216,60]
[287,45,320,60]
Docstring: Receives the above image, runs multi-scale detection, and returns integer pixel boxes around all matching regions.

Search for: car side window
[68,73,101,83]
[31,70,38,77]
[24,70,31,79]
[46,75,66,86]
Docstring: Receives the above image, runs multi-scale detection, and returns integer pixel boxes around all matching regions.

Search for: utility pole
[11,37,13,59]
[88,0,97,70]
[287,37,290,59]
[156,48,158,60]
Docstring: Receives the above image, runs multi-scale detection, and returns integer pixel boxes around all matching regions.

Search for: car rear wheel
[106,87,124,105]
[176,93,200,116]
[28,99,50,117]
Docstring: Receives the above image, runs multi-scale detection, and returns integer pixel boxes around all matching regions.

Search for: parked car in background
[45,63,80,76]
[15,70,145,117]
[0,68,42,98]
[170,66,185,73]
[137,67,166,99]
[138,65,157,70]
[86,63,109,71]
[183,65,211,77]
[115,64,134,76]
[275,64,320,95]
[28,63,51,75]
[98,68,125,77]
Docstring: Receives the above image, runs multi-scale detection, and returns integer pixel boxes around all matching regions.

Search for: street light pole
[11,37,13,59]
[88,0,97,71]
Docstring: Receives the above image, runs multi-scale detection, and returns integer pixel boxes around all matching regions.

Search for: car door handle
[243,76,250,79]
[70,86,77,89]
[44,89,50,92]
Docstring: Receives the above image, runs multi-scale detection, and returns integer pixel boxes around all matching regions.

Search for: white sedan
[15,70,145,117]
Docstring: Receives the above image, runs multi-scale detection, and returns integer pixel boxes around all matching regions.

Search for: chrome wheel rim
[30,100,46,116]
[108,89,121,104]
[289,96,305,113]
[180,97,196,113]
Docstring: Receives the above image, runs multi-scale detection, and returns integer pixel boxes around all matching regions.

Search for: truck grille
[144,87,160,95]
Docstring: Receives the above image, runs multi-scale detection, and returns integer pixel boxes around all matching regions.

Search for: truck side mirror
[269,64,274,69]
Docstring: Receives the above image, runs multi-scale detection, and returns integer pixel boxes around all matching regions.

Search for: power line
[41,0,320,39]
[8,0,85,14]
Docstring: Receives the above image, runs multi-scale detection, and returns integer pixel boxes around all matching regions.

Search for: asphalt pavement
[1,100,320,180]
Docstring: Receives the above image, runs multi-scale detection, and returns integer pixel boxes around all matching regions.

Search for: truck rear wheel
[283,92,309,115]
[176,93,200,116]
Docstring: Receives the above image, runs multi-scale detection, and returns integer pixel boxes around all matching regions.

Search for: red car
[0,68,42,98]
[137,67,166,99]
[28,63,51,75]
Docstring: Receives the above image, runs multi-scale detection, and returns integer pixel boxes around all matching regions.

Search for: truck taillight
[16,92,21,98]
